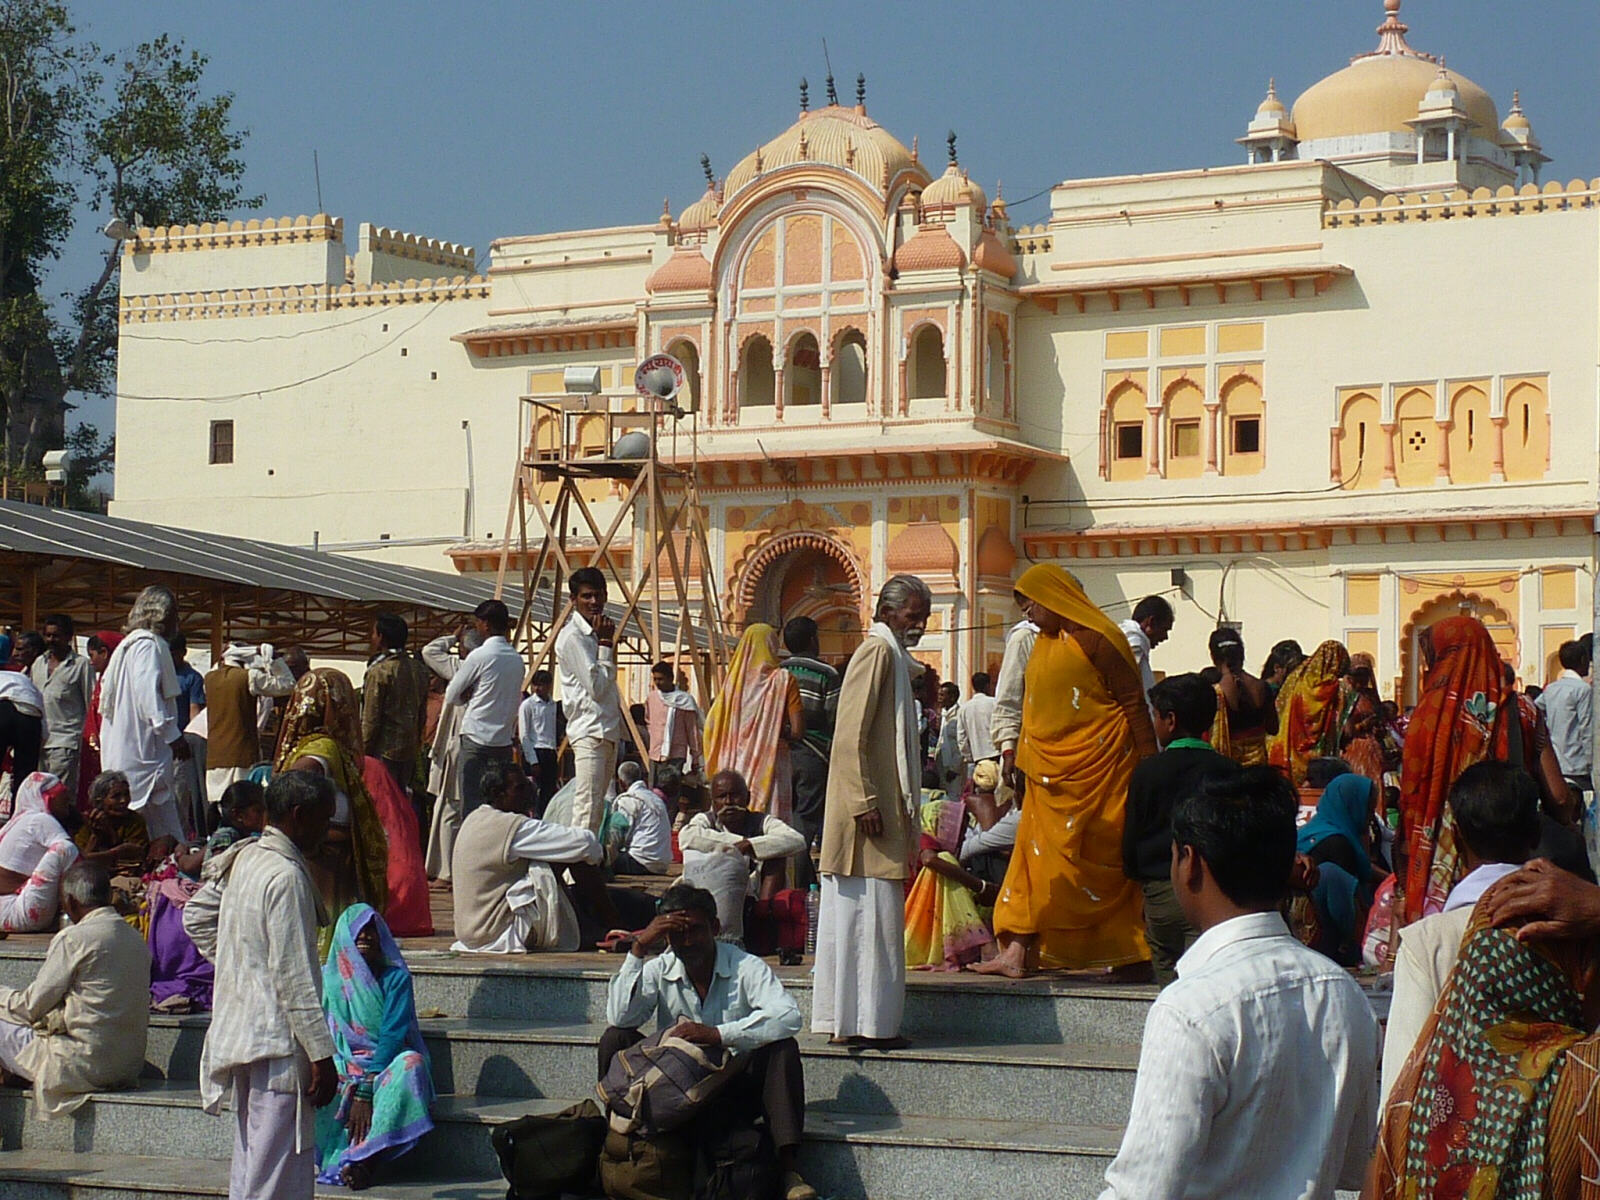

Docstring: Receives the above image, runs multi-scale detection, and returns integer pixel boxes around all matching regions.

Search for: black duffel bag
[490,1097,607,1200]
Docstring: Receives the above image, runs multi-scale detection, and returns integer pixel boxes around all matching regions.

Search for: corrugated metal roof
[0,499,505,614]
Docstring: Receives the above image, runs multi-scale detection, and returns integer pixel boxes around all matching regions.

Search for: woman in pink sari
[702,624,805,820]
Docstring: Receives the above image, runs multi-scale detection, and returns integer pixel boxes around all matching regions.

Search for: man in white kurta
[421,628,482,881]
[814,576,930,1048]
[98,620,187,844]
[555,568,623,835]
[0,862,149,1116]
[187,772,338,1200]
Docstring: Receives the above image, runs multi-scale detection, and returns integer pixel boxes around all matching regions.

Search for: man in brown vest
[450,762,609,953]
[203,644,295,803]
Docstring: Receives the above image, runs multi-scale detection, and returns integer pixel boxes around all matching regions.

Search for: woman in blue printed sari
[315,903,434,1189]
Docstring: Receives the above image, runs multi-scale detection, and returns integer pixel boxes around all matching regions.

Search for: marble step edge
[141,1013,1144,1071]
[2,1086,1126,1157]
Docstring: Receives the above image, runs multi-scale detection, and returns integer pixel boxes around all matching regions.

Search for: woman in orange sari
[702,624,805,821]
[971,564,1158,979]
[1269,640,1351,787]
[1399,617,1528,924]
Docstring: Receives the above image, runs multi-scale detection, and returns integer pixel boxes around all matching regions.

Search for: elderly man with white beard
[811,574,931,1050]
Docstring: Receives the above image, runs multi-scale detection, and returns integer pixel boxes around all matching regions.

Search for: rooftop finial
[1510,88,1523,112]
[1365,0,1431,60]
[911,134,919,163]
[856,72,866,107]
[946,130,958,167]
[1267,76,1277,98]
[799,78,809,112]
[700,153,714,189]
[661,197,671,223]
[825,72,838,106]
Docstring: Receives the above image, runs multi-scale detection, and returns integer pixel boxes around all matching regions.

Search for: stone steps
[0,1087,1122,1200]
[138,1014,1142,1125]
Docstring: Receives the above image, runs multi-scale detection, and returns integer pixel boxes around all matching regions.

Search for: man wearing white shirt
[444,599,525,820]
[1118,594,1174,704]
[602,884,815,1200]
[610,761,673,876]
[516,669,562,809]
[955,672,998,780]
[1099,761,1378,1200]
[992,601,1038,794]
[1379,760,1540,1106]
[554,567,622,835]
[1536,639,1592,794]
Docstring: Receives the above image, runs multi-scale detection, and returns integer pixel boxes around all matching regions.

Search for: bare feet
[341,1161,374,1191]
[968,956,1028,979]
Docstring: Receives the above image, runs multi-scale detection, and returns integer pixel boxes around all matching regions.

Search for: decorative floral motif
[1425,1044,1478,1169]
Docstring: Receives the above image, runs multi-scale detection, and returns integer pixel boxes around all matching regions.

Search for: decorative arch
[1398,588,1519,707]
[1393,387,1437,488]
[1336,391,1382,490]
[1447,383,1491,485]
[1107,378,1147,483]
[739,333,775,409]
[1219,371,1264,477]
[784,329,822,411]
[1502,379,1549,482]
[907,323,947,401]
[730,528,869,663]
[832,326,869,410]
[1163,377,1205,480]
[663,338,702,415]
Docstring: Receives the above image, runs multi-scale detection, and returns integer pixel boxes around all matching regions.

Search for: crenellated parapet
[359,224,475,271]
[118,274,490,323]
[122,214,344,254]
[1324,178,1599,226]
[1008,223,1054,255]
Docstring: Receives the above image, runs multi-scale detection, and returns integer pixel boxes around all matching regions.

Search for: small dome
[975,526,1018,578]
[677,186,720,234]
[724,103,928,199]
[1422,64,1459,101]
[645,247,712,293]
[885,519,959,576]
[1502,90,1531,133]
[971,230,1017,279]
[921,163,987,212]
[1255,78,1288,118]
[893,225,966,273]
[1290,3,1498,142]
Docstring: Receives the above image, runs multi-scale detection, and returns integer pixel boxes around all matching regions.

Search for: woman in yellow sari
[1268,639,1351,787]
[275,668,389,953]
[702,624,805,821]
[971,564,1158,978]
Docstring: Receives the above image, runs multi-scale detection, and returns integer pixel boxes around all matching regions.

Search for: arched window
[1394,387,1436,488]
[740,335,775,410]
[665,340,701,414]
[1503,380,1549,482]
[1220,374,1263,477]
[785,333,821,410]
[1107,380,1147,483]
[907,325,947,400]
[1164,379,1205,480]
[1447,384,1491,485]
[576,415,607,458]
[985,325,1006,413]
[833,330,867,409]
[1337,392,1382,491]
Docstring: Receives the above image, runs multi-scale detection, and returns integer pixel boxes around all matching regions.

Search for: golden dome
[645,246,712,293]
[921,164,988,212]
[1256,78,1288,118]
[892,224,966,273]
[677,186,720,234]
[724,104,928,198]
[1290,3,1498,142]
[1502,91,1531,133]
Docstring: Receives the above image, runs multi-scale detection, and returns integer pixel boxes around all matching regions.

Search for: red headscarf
[1399,616,1518,922]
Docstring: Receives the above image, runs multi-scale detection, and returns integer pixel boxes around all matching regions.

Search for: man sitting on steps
[602,883,816,1200]
[0,862,149,1117]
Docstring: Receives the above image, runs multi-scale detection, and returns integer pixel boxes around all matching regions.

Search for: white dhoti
[812,873,906,1040]
[206,766,251,801]
[227,1057,314,1200]
[568,736,617,835]
[0,1018,35,1079]
[137,798,185,845]
[450,861,579,954]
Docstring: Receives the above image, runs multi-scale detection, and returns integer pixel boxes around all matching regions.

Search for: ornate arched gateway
[733,530,866,664]
[1398,588,1518,706]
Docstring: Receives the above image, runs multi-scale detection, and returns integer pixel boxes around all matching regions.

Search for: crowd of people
[2,558,1599,1199]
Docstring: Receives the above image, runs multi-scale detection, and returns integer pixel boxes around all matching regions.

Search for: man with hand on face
[555,567,622,834]
[187,770,341,1200]
[813,574,932,1051]
[679,769,808,901]
[601,883,815,1200]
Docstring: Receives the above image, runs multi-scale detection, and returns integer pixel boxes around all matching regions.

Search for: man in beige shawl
[0,862,149,1115]
[813,574,931,1050]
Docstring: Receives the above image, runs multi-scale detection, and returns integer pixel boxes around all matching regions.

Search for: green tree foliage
[0,1,259,504]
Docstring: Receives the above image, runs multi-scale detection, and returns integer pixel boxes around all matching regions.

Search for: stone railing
[123,214,344,253]
[1325,179,1600,227]
[118,275,491,323]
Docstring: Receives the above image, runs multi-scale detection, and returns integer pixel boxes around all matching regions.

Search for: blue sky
[63,0,1598,435]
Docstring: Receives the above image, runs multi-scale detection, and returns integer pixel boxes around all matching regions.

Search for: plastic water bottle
[804,884,821,956]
